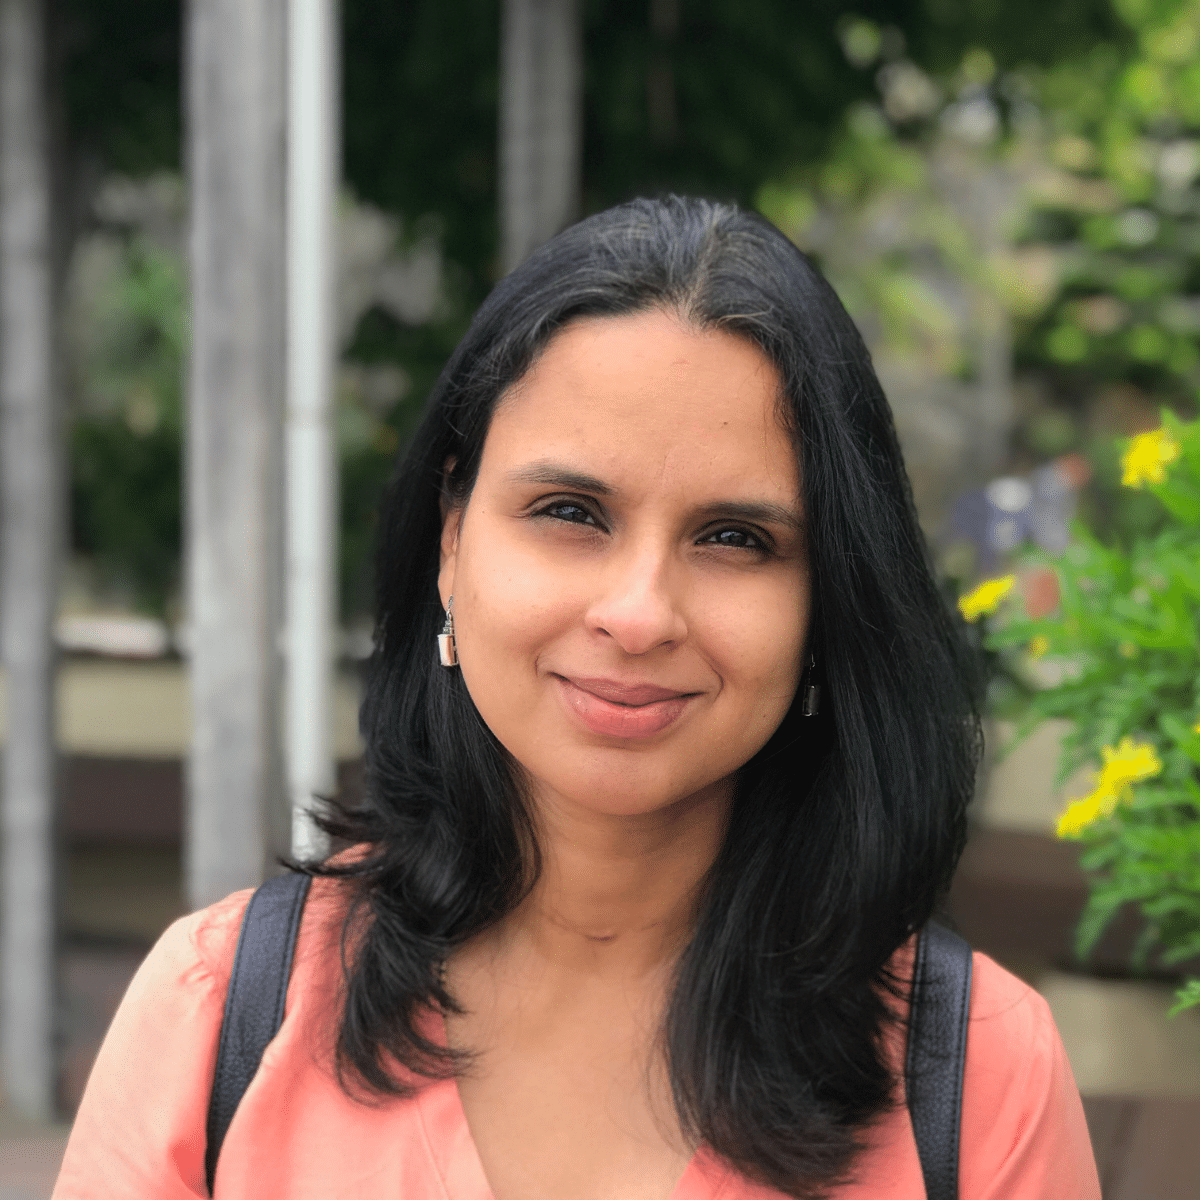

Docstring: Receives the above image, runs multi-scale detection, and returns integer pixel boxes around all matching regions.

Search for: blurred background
[0,0,1198,1195]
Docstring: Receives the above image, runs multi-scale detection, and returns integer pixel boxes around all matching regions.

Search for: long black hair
[314,196,982,1197]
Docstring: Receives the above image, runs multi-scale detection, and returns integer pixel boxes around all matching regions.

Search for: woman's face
[439,309,810,820]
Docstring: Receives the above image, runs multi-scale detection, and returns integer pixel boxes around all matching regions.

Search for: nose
[583,541,688,655]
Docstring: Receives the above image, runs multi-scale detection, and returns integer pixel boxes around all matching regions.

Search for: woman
[54,197,1099,1199]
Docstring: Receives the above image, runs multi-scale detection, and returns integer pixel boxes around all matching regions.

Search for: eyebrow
[503,461,615,495]
[695,500,805,533]
[504,460,804,532]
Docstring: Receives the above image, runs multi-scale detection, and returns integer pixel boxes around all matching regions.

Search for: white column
[286,0,338,859]
[186,0,289,908]
[0,0,60,1121]
[499,0,583,273]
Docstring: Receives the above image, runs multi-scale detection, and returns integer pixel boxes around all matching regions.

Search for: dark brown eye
[545,502,597,525]
[704,528,764,550]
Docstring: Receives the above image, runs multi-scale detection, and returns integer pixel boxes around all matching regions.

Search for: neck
[507,778,732,978]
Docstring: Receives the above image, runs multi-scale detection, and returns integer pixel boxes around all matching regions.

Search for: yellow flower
[1056,737,1163,838]
[1121,427,1180,487]
[1097,737,1162,789]
[1056,790,1118,839]
[958,575,1016,622]
[1193,720,1200,735]
[1119,641,1138,658]
[1029,635,1050,658]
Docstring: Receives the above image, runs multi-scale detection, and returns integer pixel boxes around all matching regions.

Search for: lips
[554,675,697,739]
[566,676,691,705]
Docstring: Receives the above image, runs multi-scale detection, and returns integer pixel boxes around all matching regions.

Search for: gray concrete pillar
[499,0,583,273]
[0,0,61,1122]
[186,0,289,908]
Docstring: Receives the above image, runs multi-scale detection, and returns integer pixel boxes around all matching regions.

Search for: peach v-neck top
[53,875,1100,1200]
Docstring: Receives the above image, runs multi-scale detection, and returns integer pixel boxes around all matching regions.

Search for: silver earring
[437,597,458,667]
[801,654,820,717]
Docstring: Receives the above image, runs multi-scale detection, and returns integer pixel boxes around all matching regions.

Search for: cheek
[447,514,579,690]
[705,577,809,734]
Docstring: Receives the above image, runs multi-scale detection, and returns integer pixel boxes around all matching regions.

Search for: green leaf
[1169,978,1200,1016]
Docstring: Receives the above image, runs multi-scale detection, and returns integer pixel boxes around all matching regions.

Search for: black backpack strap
[204,871,311,1196]
[905,921,973,1200]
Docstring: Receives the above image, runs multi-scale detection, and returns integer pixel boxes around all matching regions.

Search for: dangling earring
[437,597,458,667]
[801,653,820,717]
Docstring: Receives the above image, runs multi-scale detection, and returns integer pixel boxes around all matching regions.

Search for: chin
[531,754,732,820]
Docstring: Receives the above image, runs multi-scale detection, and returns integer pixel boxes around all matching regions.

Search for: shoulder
[89,887,253,1041]
[172,887,253,990]
[969,949,1045,1017]
[73,869,355,1107]
[153,869,355,993]
[52,873,356,1198]
[79,870,352,1070]
[963,951,1061,1095]
[52,890,254,1196]
[959,952,1100,1199]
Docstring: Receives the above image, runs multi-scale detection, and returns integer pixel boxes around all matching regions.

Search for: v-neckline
[413,1012,734,1200]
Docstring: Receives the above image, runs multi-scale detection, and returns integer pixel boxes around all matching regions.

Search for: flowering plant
[960,412,1200,1011]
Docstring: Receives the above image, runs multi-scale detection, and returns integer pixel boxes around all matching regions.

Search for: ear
[438,503,462,609]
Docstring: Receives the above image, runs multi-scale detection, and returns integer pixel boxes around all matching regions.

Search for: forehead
[480,310,799,500]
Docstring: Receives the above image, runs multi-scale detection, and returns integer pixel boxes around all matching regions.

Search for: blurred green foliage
[340,0,1122,301]
[985,413,1200,1009]
[1021,0,1200,413]
[68,234,184,616]
[758,0,1200,583]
